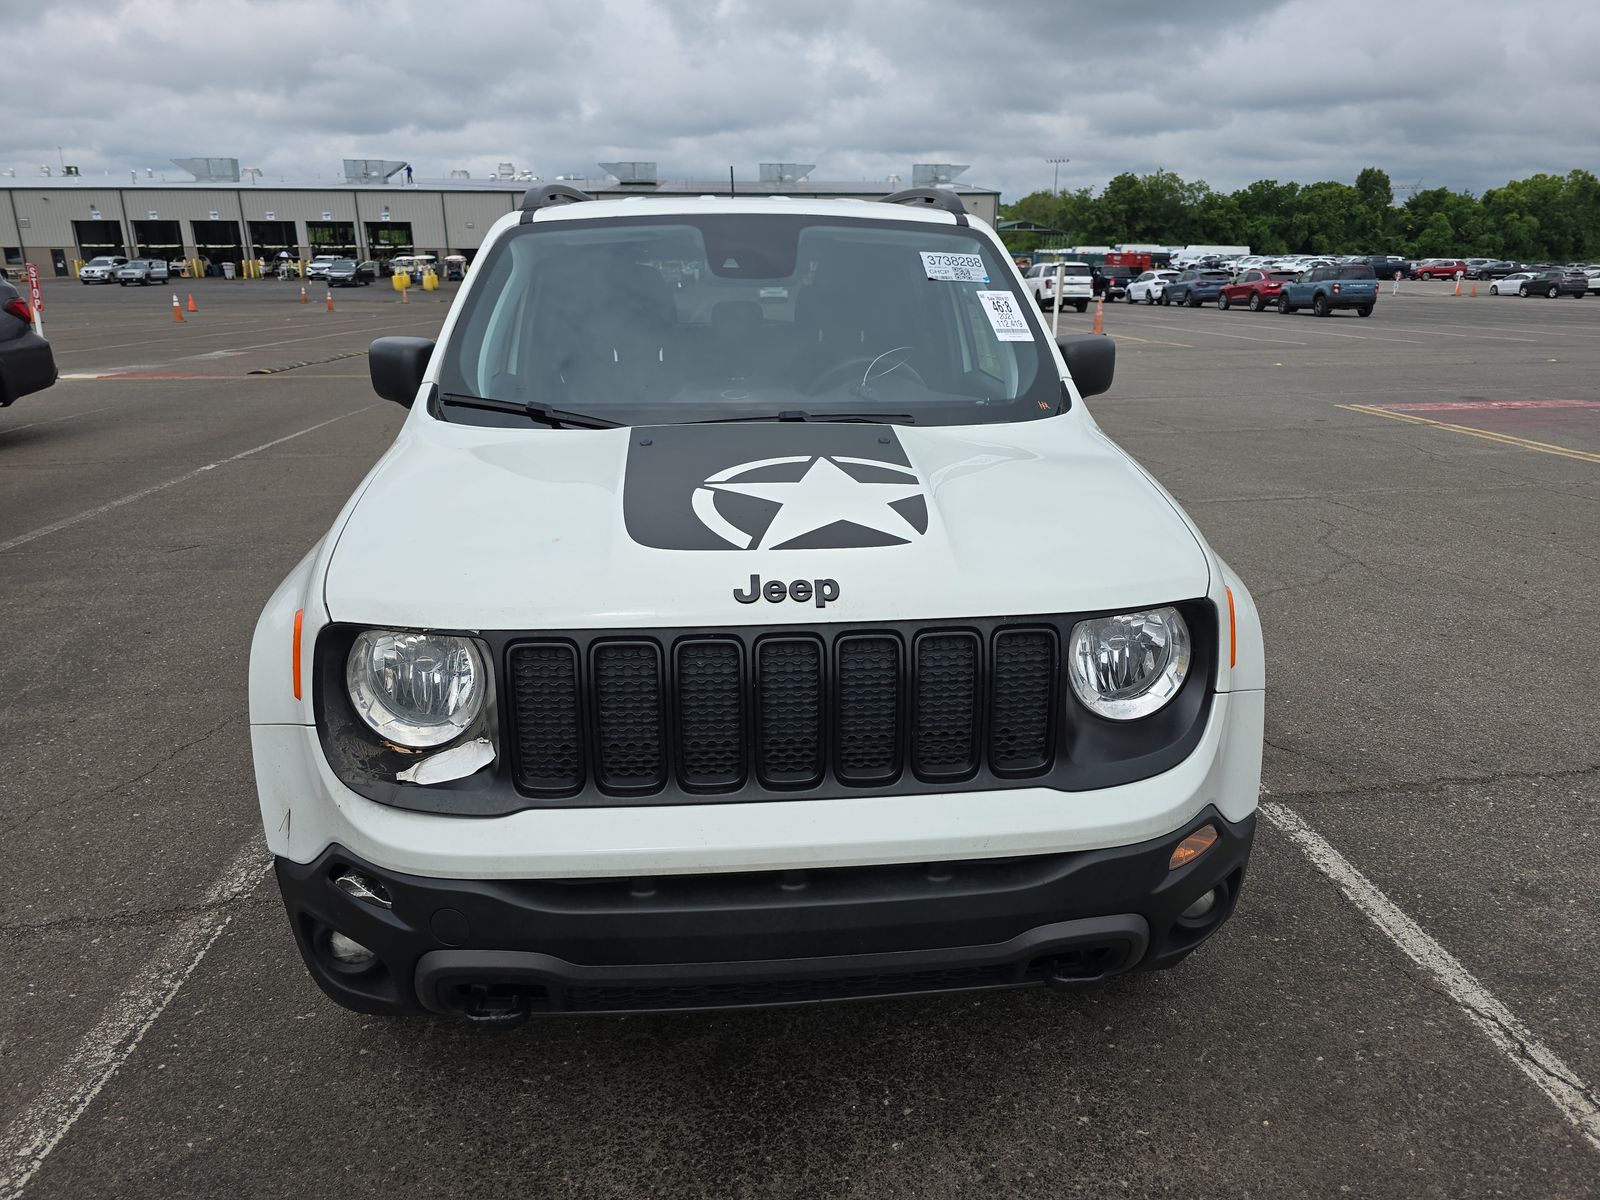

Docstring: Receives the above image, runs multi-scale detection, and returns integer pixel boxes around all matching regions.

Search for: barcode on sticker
[975,291,1033,341]
[921,251,989,283]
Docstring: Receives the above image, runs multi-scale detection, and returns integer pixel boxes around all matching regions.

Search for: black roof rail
[880,187,969,225]
[519,182,593,221]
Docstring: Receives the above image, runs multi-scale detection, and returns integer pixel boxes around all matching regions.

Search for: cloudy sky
[8,0,1597,201]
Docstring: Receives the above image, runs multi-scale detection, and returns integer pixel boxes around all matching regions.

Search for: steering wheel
[806,353,926,396]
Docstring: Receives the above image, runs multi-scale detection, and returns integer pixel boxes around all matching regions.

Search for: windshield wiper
[696,411,917,425]
[438,391,622,429]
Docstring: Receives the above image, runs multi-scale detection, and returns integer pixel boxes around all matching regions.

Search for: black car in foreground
[1522,269,1587,298]
[0,277,57,408]
[325,259,379,287]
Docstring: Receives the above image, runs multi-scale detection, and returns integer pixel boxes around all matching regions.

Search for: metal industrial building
[0,161,1000,277]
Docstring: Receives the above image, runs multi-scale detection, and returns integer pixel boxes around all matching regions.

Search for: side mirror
[368,337,435,406]
[1056,334,1116,398]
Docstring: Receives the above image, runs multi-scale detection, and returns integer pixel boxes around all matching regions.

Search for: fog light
[1181,889,1219,921]
[326,929,375,966]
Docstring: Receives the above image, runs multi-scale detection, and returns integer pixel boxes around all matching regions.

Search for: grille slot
[675,640,745,790]
[591,642,666,791]
[990,629,1057,774]
[755,638,824,787]
[508,643,583,794]
[835,635,902,784]
[912,632,980,780]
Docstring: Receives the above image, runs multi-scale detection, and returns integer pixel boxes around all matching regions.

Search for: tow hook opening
[456,983,543,1026]
[1034,944,1126,991]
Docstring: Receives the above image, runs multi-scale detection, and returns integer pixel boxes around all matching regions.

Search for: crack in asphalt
[0,717,236,840]
[0,892,272,938]
[1264,759,1600,803]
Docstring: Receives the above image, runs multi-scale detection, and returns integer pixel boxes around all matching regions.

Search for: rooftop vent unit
[599,161,658,186]
[758,162,815,184]
[172,157,240,182]
[449,168,471,179]
[912,163,969,187]
[343,159,407,183]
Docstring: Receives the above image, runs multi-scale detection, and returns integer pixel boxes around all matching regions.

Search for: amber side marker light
[1169,824,1219,870]
[1225,585,1237,668]
[292,609,304,700]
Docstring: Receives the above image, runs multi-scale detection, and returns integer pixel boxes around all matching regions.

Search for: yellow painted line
[1337,403,1600,465]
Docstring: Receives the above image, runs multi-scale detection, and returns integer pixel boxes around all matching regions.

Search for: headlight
[345,630,486,749]
[1067,606,1191,720]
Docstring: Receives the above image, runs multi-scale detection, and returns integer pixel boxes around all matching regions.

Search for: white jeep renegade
[249,185,1265,1024]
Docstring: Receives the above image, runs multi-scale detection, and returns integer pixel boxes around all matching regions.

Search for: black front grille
[508,622,1067,801]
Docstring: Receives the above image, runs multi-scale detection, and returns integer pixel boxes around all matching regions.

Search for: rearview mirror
[1056,334,1116,398]
[368,337,435,406]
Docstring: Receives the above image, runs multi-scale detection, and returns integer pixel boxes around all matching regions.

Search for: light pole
[1046,157,1070,195]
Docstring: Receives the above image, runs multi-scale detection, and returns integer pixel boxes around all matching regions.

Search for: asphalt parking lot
[2,274,1597,1198]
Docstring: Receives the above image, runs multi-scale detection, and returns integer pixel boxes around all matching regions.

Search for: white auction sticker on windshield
[921,251,989,282]
[974,290,1033,341]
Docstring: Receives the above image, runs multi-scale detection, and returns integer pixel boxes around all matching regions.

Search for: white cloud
[7,0,1597,198]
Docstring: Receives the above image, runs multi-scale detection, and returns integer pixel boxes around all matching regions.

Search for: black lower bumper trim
[416,915,1148,1018]
[274,806,1254,1018]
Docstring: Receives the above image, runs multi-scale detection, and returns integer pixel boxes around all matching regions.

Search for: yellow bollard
[422,269,438,292]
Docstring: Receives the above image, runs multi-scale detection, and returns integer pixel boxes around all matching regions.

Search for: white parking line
[1133,317,1308,346]
[0,406,115,438]
[0,406,376,554]
[0,844,269,1199]
[1264,802,1600,1154]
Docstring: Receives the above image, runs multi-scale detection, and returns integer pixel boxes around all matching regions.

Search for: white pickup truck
[1022,261,1092,312]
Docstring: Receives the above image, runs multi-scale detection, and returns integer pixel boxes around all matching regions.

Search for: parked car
[1516,268,1587,298]
[1585,268,1600,294]
[1094,262,1138,299]
[1217,269,1299,311]
[1127,269,1180,304]
[0,277,57,408]
[1411,259,1468,280]
[1023,261,1091,312]
[248,185,1265,1024]
[78,255,128,283]
[1277,263,1378,316]
[1357,255,1413,280]
[1488,272,1535,296]
[305,254,342,280]
[325,259,379,287]
[1162,268,1232,306]
[115,258,171,286]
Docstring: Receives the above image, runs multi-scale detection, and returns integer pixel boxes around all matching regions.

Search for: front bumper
[276,806,1254,1020]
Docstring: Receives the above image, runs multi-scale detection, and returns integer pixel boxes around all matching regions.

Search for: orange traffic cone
[325,290,334,312]
[1092,296,1105,334]
[1453,279,1462,296]
[186,293,197,313]
[400,287,408,304]
[172,293,185,323]
[1470,283,1477,298]
[299,286,308,304]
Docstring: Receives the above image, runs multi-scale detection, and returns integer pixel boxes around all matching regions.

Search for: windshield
[437,213,1057,428]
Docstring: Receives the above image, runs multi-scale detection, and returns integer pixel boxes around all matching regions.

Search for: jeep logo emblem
[733,574,840,608]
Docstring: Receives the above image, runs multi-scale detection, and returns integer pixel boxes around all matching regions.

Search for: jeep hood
[322,414,1211,630]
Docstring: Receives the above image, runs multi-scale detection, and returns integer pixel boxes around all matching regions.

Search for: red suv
[1412,259,1468,280]
[1217,269,1299,312]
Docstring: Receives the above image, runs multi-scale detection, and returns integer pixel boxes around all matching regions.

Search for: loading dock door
[249,220,299,259]
[133,220,183,260]
[191,219,243,272]
[307,221,358,257]
[365,221,414,269]
[72,220,128,259]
